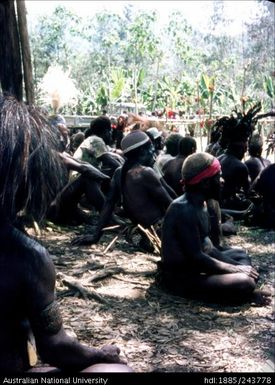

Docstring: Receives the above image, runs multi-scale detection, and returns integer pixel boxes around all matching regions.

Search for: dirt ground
[31,217,274,373]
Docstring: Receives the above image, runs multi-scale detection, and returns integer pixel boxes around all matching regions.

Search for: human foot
[250,289,272,306]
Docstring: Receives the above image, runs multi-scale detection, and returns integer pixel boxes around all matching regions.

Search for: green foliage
[28,1,275,115]
[110,69,126,101]
[263,75,274,99]
[96,86,108,109]
[75,85,97,115]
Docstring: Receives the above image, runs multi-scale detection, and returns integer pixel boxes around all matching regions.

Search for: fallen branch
[113,275,151,286]
[103,226,128,254]
[88,267,124,283]
[103,235,119,254]
[57,273,109,304]
[145,256,161,264]
[150,226,161,249]
[137,225,161,254]
[73,261,104,276]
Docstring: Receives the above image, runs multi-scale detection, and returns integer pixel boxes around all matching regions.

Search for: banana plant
[263,75,274,109]
[110,68,126,102]
[95,68,127,111]
[158,76,182,110]
[76,84,97,114]
[95,85,108,110]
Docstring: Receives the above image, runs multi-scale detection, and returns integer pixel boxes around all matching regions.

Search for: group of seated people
[0,95,273,372]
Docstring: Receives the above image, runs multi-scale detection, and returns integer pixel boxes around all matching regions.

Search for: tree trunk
[0,0,23,100]
[152,58,160,112]
[16,0,34,104]
[133,66,138,114]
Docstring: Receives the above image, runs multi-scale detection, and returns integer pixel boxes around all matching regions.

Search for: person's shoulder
[239,159,249,169]
[244,157,253,165]
[223,155,247,170]
[260,162,275,178]
[156,153,173,169]
[6,227,52,276]
[102,151,124,164]
[141,166,161,180]
[164,195,196,227]
[162,157,175,171]
[167,194,189,214]
[13,228,50,263]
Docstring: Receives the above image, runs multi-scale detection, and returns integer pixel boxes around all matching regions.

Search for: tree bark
[0,0,23,100]
[16,0,34,104]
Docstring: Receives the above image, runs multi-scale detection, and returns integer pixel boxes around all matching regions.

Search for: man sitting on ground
[250,163,275,229]
[216,103,262,211]
[155,133,182,172]
[162,137,226,248]
[74,115,124,181]
[163,136,197,196]
[159,152,270,305]
[245,134,271,183]
[47,152,111,225]
[73,130,173,246]
[48,116,124,225]
[0,95,131,373]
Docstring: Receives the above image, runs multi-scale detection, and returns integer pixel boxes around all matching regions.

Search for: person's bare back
[160,153,271,305]
[123,165,170,227]
[0,96,132,373]
[0,224,48,371]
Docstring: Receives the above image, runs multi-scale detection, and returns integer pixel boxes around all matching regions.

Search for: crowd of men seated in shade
[0,95,273,373]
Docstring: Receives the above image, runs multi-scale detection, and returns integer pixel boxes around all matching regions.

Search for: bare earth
[30,218,274,373]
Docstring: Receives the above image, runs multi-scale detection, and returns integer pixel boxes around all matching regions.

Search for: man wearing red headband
[159,152,270,305]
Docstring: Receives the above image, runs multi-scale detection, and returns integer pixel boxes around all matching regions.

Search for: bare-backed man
[162,136,197,196]
[160,152,270,305]
[73,130,173,246]
[0,95,131,373]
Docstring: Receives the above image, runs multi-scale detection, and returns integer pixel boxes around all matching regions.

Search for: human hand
[100,344,126,364]
[234,265,259,281]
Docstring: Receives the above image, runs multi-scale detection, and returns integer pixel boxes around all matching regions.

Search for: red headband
[182,158,221,186]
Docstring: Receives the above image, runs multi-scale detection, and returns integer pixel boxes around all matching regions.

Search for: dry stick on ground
[137,225,161,254]
[103,223,162,255]
[72,260,105,276]
[102,225,121,231]
[102,226,128,254]
[33,220,41,237]
[87,267,124,283]
[57,273,109,304]
[150,226,161,249]
[103,235,120,254]
[88,267,156,280]
[113,275,151,286]
[145,256,161,264]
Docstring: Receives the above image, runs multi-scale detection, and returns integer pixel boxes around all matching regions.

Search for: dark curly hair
[84,115,111,138]
[0,95,66,222]
[211,102,262,150]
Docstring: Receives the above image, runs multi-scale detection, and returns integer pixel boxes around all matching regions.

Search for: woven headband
[182,158,221,186]
[122,136,150,154]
